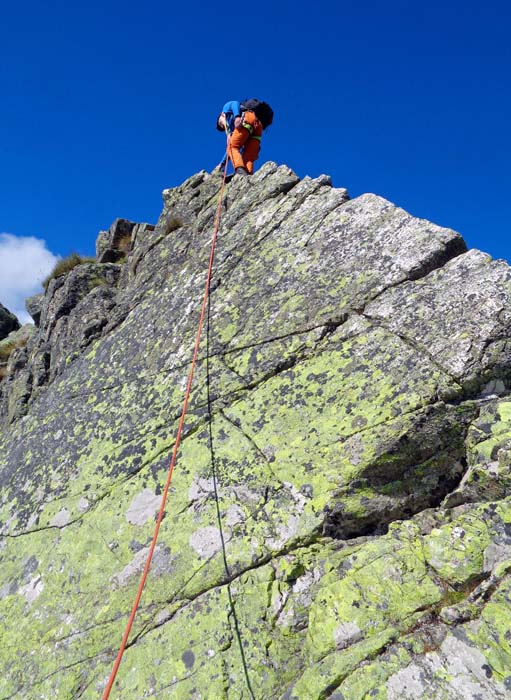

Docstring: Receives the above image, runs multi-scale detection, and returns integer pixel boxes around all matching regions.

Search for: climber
[216,99,274,176]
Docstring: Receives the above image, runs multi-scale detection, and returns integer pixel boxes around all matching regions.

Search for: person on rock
[216,99,274,176]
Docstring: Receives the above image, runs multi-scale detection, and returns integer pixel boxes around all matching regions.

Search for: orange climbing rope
[101,147,231,700]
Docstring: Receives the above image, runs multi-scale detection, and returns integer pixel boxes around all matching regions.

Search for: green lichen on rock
[444,400,511,508]
[1,163,511,698]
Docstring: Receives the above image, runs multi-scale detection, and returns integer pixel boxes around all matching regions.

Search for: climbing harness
[102,131,254,699]
[241,119,262,141]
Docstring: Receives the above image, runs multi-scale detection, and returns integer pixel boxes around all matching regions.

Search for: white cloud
[0,233,59,324]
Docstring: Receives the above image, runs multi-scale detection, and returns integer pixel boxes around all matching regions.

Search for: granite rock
[0,302,20,340]
[1,163,511,699]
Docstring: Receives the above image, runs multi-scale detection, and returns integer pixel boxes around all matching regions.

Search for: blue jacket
[222,100,241,133]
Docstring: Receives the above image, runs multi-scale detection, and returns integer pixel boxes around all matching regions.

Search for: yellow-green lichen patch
[467,400,511,464]
[73,557,307,700]
[225,327,459,472]
[285,629,399,700]
[223,326,319,385]
[424,510,493,586]
[3,164,511,700]
[467,576,511,683]
[0,345,253,538]
[441,400,511,507]
[222,327,467,537]
[0,522,127,699]
[328,643,412,700]
[0,410,291,698]
[275,502,511,699]
[306,522,442,663]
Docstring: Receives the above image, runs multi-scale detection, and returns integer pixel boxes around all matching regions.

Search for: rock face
[96,218,151,263]
[25,292,44,325]
[0,302,20,340]
[1,162,511,699]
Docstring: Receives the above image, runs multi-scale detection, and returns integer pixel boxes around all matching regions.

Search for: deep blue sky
[1,0,510,263]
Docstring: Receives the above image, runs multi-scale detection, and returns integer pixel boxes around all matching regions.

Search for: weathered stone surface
[365,248,511,391]
[0,302,20,339]
[1,162,511,699]
[25,293,44,325]
[96,219,155,264]
[96,217,136,263]
[0,262,123,417]
[444,400,511,508]
[0,324,36,421]
[0,323,34,356]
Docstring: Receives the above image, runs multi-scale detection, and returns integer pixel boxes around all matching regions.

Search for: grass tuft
[0,335,29,363]
[162,216,183,236]
[0,341,17,362]
[43,253,96,290]
[115,232,133,254]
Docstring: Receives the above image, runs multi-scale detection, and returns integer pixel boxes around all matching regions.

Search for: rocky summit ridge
[1,162,511,699]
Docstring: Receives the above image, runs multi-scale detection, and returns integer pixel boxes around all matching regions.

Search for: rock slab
[1,163,511,699]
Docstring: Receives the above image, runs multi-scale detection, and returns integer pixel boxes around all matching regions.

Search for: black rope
[205,273,257,700]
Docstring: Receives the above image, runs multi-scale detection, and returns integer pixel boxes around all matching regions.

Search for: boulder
[0,302,20,340]
[96,217,137,263]
[25,293,44,325]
